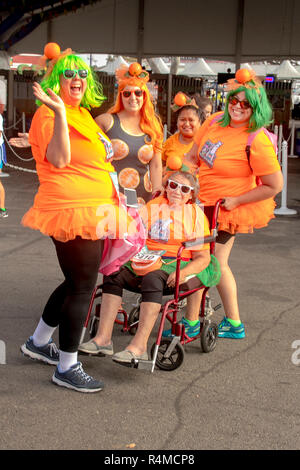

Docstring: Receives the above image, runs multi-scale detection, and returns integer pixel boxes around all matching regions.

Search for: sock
[227,318,241,327]
[32,318,57,347]
[58,351,78,372]
[184,317,199,326]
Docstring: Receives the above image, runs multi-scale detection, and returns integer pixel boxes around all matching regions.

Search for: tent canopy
[274,60,300,79]
[98,55,128,74]
[183,58,216,77]
[1,0,300,67]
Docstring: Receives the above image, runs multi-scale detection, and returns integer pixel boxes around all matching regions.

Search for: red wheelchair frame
[80,199,223,372]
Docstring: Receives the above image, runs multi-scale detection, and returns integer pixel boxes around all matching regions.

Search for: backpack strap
[209,112,224,127]
[245,130,261,167]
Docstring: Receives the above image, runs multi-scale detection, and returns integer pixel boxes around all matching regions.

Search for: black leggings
[42,236,104,352]
[103,267,170,304]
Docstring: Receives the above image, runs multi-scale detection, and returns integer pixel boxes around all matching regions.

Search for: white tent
[0,52,10,70]
[182,58,216,77]
[274,60,300,79]
[98,56,129,74]
[145,58,169,74]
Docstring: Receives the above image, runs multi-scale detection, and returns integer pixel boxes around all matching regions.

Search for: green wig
[38,54,105,110]
[218,84,273,132]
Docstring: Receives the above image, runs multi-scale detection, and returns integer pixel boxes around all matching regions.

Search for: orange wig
[109,63,163,154]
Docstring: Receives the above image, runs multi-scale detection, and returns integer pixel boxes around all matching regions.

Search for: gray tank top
[106,114,154,204]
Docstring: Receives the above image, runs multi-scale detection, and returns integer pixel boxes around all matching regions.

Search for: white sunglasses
[167,179,194,194]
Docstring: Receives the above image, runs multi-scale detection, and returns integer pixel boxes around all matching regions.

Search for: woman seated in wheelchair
[79,170,220,365]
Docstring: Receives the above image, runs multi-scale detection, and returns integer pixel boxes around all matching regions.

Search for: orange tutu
[217,198,276,234]
[22,204,138,242]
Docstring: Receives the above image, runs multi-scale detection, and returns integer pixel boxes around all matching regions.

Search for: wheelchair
[80,199,223,372]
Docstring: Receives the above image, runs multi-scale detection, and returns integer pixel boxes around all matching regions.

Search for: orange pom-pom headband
[225,68,262,93]
[115,62,149,88]
[38,42,74,77]
[171,92,198,112]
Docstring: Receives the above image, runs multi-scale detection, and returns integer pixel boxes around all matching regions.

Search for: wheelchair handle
[182,235,216,248]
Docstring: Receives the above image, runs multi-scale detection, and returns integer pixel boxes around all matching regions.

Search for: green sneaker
[162,317,200,338]
[218,317,245,339]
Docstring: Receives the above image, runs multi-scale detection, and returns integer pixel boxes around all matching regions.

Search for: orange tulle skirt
[216,198,276,234]
[22,204,137,242]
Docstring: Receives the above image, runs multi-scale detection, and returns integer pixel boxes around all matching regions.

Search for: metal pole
[277,124,283,165]
[163,124,168,142]
[167,73,172,132]
[274,140,297,215]
[289,119,298,158]
[22,112,25,133]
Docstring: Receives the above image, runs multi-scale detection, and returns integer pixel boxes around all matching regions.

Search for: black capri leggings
[42,236,104,353]
[102,267,170,305]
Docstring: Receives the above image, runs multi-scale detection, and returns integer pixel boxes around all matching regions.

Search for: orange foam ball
[174,92,187,107]
[235,68,252,84]
[166,155,182,170]
[44,42,61,60]
[129,62,143,76]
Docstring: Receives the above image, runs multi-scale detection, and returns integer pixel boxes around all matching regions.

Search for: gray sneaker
[78,339,113,356]
[52,362,104,393]
[20,337,59,365]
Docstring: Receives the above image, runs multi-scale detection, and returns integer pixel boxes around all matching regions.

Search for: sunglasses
[122,89,143,98]
[62,69,89,79]
[167,179,194,194]
[228,95,252,109]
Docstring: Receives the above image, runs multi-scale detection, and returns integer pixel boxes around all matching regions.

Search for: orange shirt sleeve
[194,112,223,146]
[29,105,55,162]
[250,131,281,176]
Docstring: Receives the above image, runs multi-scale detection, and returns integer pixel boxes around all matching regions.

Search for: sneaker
[78,339,113,356]
[0,172,9,177]
[162,317,200,338]
[112,349,148,365]
[52,362,104,393]
[20,337,59,365]
[0,209,8,218]
[218,317,245,339]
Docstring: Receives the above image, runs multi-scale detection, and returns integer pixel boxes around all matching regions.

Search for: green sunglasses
[62,69,89,79]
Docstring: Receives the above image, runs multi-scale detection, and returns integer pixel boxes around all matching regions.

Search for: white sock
[32,318,57,347]
[58,351,78,372]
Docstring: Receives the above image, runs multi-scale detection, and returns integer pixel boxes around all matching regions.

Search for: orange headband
[225,68,262,93]
[115,62,149,90]
[171,92,198,112]
[38,42,74,77]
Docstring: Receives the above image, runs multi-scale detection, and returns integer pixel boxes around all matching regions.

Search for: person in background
[162,92,202,177]
[20,43,136,393]
[0,108,8,218]
[192,94,213,121]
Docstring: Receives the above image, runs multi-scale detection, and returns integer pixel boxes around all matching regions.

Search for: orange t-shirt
[140,196,210,259]
[194,113,281,205]
[29,104,117,210]
[162,133,199,174]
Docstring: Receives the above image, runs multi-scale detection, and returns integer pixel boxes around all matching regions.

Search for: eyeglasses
[62,69,89,79]
[167,179,194,194]
[228,95,252,109]
[122,89,143,98]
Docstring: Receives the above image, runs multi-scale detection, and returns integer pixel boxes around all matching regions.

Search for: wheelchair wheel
[150,339,184,371]
[128,306,140,335]
[201,321,218,353]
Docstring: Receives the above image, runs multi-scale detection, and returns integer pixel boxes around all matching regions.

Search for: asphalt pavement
[0,145,300,451]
